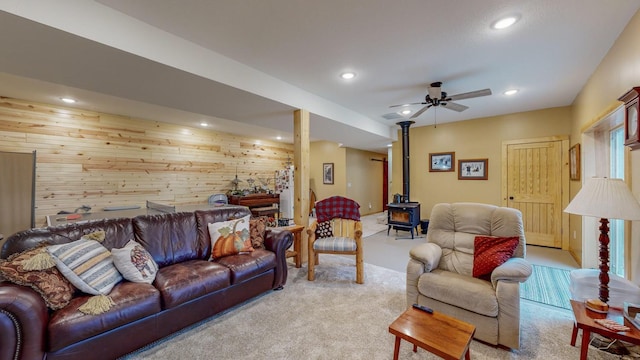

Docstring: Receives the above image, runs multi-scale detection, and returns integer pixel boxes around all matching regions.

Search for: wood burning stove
[387,121,421,239]
[387,202,421,238]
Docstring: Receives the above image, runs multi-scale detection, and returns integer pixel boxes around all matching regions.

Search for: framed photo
[323,163,334,184]
[570,143,581,181]
[458,159,488,180]
[429,152,455,172]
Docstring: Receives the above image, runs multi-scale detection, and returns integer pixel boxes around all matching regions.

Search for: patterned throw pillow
[47,239,123,296]
[112,240,158,284]
[0,247,76,310]
[315,221,333,238]
[472,236,520,280]
[249,216,268,249]
[208,215,254,259]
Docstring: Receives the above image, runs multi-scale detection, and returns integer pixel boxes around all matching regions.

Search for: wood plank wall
[0,97,293,229]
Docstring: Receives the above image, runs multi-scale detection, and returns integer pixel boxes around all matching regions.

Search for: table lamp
[564,177,640,305]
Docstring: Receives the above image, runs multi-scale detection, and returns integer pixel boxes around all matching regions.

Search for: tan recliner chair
[406,202,532,349]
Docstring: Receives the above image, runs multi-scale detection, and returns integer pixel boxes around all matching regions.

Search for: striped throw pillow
[47,239,122,295]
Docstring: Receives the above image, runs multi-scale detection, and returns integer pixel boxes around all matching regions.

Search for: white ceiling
[0,1,639,153]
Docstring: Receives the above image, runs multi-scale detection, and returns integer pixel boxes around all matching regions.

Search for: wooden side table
[270,224,304,268]
[389,307,475,360]
[570,299,640,360]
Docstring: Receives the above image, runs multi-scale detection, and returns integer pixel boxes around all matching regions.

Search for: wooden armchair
[306,196,364,284]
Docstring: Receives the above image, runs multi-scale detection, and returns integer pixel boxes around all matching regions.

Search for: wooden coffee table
[389,306,475,360]
[570,299,640,360]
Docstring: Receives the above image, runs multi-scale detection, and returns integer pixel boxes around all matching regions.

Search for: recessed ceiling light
[340,72,356,80]
[200,122,209,127]
[491,15,519,30]
[400,109,412,115]
[60,97,76,104]
[276,136,282,140]
[504,89,519,96]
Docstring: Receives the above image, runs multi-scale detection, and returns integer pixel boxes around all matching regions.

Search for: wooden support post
[293,109,310,264]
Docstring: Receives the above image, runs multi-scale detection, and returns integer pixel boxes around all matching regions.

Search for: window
[609,126,625,276]
[581,106,626,272]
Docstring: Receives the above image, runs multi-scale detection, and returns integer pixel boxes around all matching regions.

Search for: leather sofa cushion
[418,269,498,317]
[47,282,161,352]
[215,249,276,284]
[154,260,230,309]
[133,212,202,267]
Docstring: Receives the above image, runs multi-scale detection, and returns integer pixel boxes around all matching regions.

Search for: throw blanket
[315,196,360,222]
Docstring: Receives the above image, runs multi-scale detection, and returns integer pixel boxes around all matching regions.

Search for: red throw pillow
[472,236,520,280]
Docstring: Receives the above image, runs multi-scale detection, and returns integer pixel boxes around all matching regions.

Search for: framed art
[458,159,488,180]
[323,163,334,184]
[570,143,581,181]
[429,152,455,172]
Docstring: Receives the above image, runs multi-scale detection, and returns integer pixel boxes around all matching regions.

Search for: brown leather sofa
[0,206,292,360]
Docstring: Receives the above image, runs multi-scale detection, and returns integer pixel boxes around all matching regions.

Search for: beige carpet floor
[121,256,627,360]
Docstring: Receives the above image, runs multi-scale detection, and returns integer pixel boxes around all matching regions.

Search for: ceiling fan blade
[447,88,492,101]
[389,102,424,108]
[410,105,432,119]
[441,102,468,112]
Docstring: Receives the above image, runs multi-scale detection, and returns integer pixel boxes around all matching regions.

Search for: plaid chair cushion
[313,237,357,252]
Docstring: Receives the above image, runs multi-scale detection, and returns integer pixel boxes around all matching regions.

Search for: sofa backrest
[426,202,526,276]
[1,206,254,267]
[1,217,134,259]
[132,212,200,267]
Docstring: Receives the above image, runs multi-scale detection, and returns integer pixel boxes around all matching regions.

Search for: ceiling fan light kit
[389,81,492,120]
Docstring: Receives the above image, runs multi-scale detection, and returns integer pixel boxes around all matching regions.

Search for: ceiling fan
[390,82,492,119]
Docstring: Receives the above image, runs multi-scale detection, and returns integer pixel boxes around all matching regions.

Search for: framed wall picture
[323,163,334,184]
[458,159,488,180]
[429,152,455,172]
[570,143,581,181]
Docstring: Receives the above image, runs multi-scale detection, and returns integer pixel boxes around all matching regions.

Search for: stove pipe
[396,120,414,203]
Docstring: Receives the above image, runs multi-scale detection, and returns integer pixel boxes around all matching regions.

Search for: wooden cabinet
[229,194,280,217]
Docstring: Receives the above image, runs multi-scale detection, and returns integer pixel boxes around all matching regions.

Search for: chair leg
[308,247,315,281]
[356,249,364,284]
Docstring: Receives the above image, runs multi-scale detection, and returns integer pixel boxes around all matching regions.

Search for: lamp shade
[564,177,640,221]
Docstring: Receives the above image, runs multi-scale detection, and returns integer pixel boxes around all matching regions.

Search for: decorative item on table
[564,177,640,307]
[594,318,630,332]
[624,302,640,330]
[229,168,243,195]
[257,177,272,193]
[585,298,609,313]
[246,177,256,192]
[266,216,277,228]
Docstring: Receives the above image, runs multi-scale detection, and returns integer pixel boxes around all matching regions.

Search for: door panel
[506,141,563,248]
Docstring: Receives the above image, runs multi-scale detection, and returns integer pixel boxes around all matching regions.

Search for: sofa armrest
[408,243,442,272]
[406,243,442,307]
[0,283,48,360]
[263,229,293,289]
[490,257,533,288]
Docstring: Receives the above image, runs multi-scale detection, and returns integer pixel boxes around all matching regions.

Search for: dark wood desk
[229,194,279,217]
[570,300,640,360]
